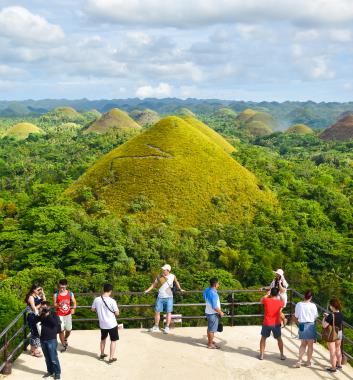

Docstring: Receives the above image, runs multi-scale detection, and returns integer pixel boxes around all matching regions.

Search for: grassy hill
[320,115,353,141]
[130,109,160,127]
[175,107,196,117]
[237,109,257,123]
[67,116,274,227]
[243,121,272,137]
[287,124,314,135]
[181,116,235,153]
[247,112,279,130]
[83,108,141,134]
[40,107,85,124]
[3,122,43,140]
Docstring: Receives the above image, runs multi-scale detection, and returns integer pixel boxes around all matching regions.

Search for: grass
[83,108,141,134]
[287,124,314,135]
[243,121,272,136]
[181,115,236,153]
[320,115,353,141]
[3,122,43,140]
[67,116,275,227]
[130,109,160,127]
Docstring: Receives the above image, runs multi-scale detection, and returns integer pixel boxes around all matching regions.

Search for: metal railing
[1,288,353,374]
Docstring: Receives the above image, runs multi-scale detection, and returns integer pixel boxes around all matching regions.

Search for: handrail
[1,288,353,374]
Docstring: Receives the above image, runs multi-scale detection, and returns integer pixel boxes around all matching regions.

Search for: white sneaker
[163,326,170,334]
[149,325,159,332]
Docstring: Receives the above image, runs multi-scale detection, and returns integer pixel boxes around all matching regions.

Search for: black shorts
[101,326,119,342]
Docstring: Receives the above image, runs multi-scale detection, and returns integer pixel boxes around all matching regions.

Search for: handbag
[322,313,338,342]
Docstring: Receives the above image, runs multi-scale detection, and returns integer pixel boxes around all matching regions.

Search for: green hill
[320,115,353,141]
[41,107,85,124]
[130,109,160,127]
[214,107,237,117]
[83,108,141,134]
[181,116,235,153]
[287,124,314,135]
[67,116,274,227]
[243,121,272,137]
[3,122,43,140]
[175,107,195,117]
[247,112,279,130]
[237,108,257,123]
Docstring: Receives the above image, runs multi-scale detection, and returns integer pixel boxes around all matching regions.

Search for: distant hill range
[2,98,353,130]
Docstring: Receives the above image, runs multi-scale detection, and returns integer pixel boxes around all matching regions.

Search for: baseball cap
[161,264,171,271]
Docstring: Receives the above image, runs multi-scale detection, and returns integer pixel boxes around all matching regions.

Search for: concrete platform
[8,326,353,380]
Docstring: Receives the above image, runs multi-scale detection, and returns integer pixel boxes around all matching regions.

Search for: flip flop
[207,345,219,349]
[108,358,117,364]
[280,355,286,360]
[99,354,108,360]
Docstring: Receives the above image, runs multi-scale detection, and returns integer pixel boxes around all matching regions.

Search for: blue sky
[0,0,353,101]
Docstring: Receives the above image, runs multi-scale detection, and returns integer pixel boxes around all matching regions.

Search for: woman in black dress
[322,298,343,373]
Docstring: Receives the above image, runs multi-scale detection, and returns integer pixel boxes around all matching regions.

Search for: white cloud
[0,64,26,78]
[136,82,172,98]
[86,0,353,28]
[328,29,352,42]
[146,62,203,82]
[309,56,335,79]
[0,6,64,45]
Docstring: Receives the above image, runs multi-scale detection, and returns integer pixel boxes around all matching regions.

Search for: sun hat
[161,264,171,271]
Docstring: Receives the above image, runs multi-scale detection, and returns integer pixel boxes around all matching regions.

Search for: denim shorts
[298,322,317,340]
[206,313,219,333]
[155,297,173,313]
[261,325,281,339]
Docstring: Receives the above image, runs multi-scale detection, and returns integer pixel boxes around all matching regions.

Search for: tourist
[53,279,77,352]
[91,284,119,363]
[267,269,289,327]
[322,298,344,373]
[293,289,318,368]
[259,287,286,360]
[144,264,184,334]
[203,277,224,349]
[36,301,61,379]
[25,283,46,357]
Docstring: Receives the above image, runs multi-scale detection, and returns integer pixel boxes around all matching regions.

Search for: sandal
[293,361,301,368]
[207,345,220,349]
[108,358,117,364]
[31,351,42,357]
[99,354,108,360]
[280,355,286,360]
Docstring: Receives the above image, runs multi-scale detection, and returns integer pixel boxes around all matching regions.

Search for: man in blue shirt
[203,277,224,349]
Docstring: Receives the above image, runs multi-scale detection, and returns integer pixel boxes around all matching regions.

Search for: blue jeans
[41,339,61,376]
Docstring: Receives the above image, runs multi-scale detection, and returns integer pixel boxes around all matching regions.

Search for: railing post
[289,289,293,324]
[23,311,27,351]
[1,332,11,375]
[231,292,235,327]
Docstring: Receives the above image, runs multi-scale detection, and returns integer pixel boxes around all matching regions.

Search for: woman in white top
[293,289,318,368]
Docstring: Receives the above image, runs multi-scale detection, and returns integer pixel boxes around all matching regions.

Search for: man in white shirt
[91,284,119,363]
[144,264,184,334]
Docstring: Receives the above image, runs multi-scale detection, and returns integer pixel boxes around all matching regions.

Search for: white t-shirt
[157,274,175,298]
[92,296,118,330]
[295,301,318,323]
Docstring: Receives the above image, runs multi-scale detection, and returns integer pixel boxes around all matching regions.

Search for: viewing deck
[7,326,353,380]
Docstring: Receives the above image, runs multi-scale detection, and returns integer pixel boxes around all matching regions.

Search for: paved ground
[7,326,353,380]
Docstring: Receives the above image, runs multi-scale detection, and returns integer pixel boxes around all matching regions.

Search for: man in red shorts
[53,279,77,352]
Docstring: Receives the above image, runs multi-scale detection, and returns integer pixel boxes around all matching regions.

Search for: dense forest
[0,104,352,332]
